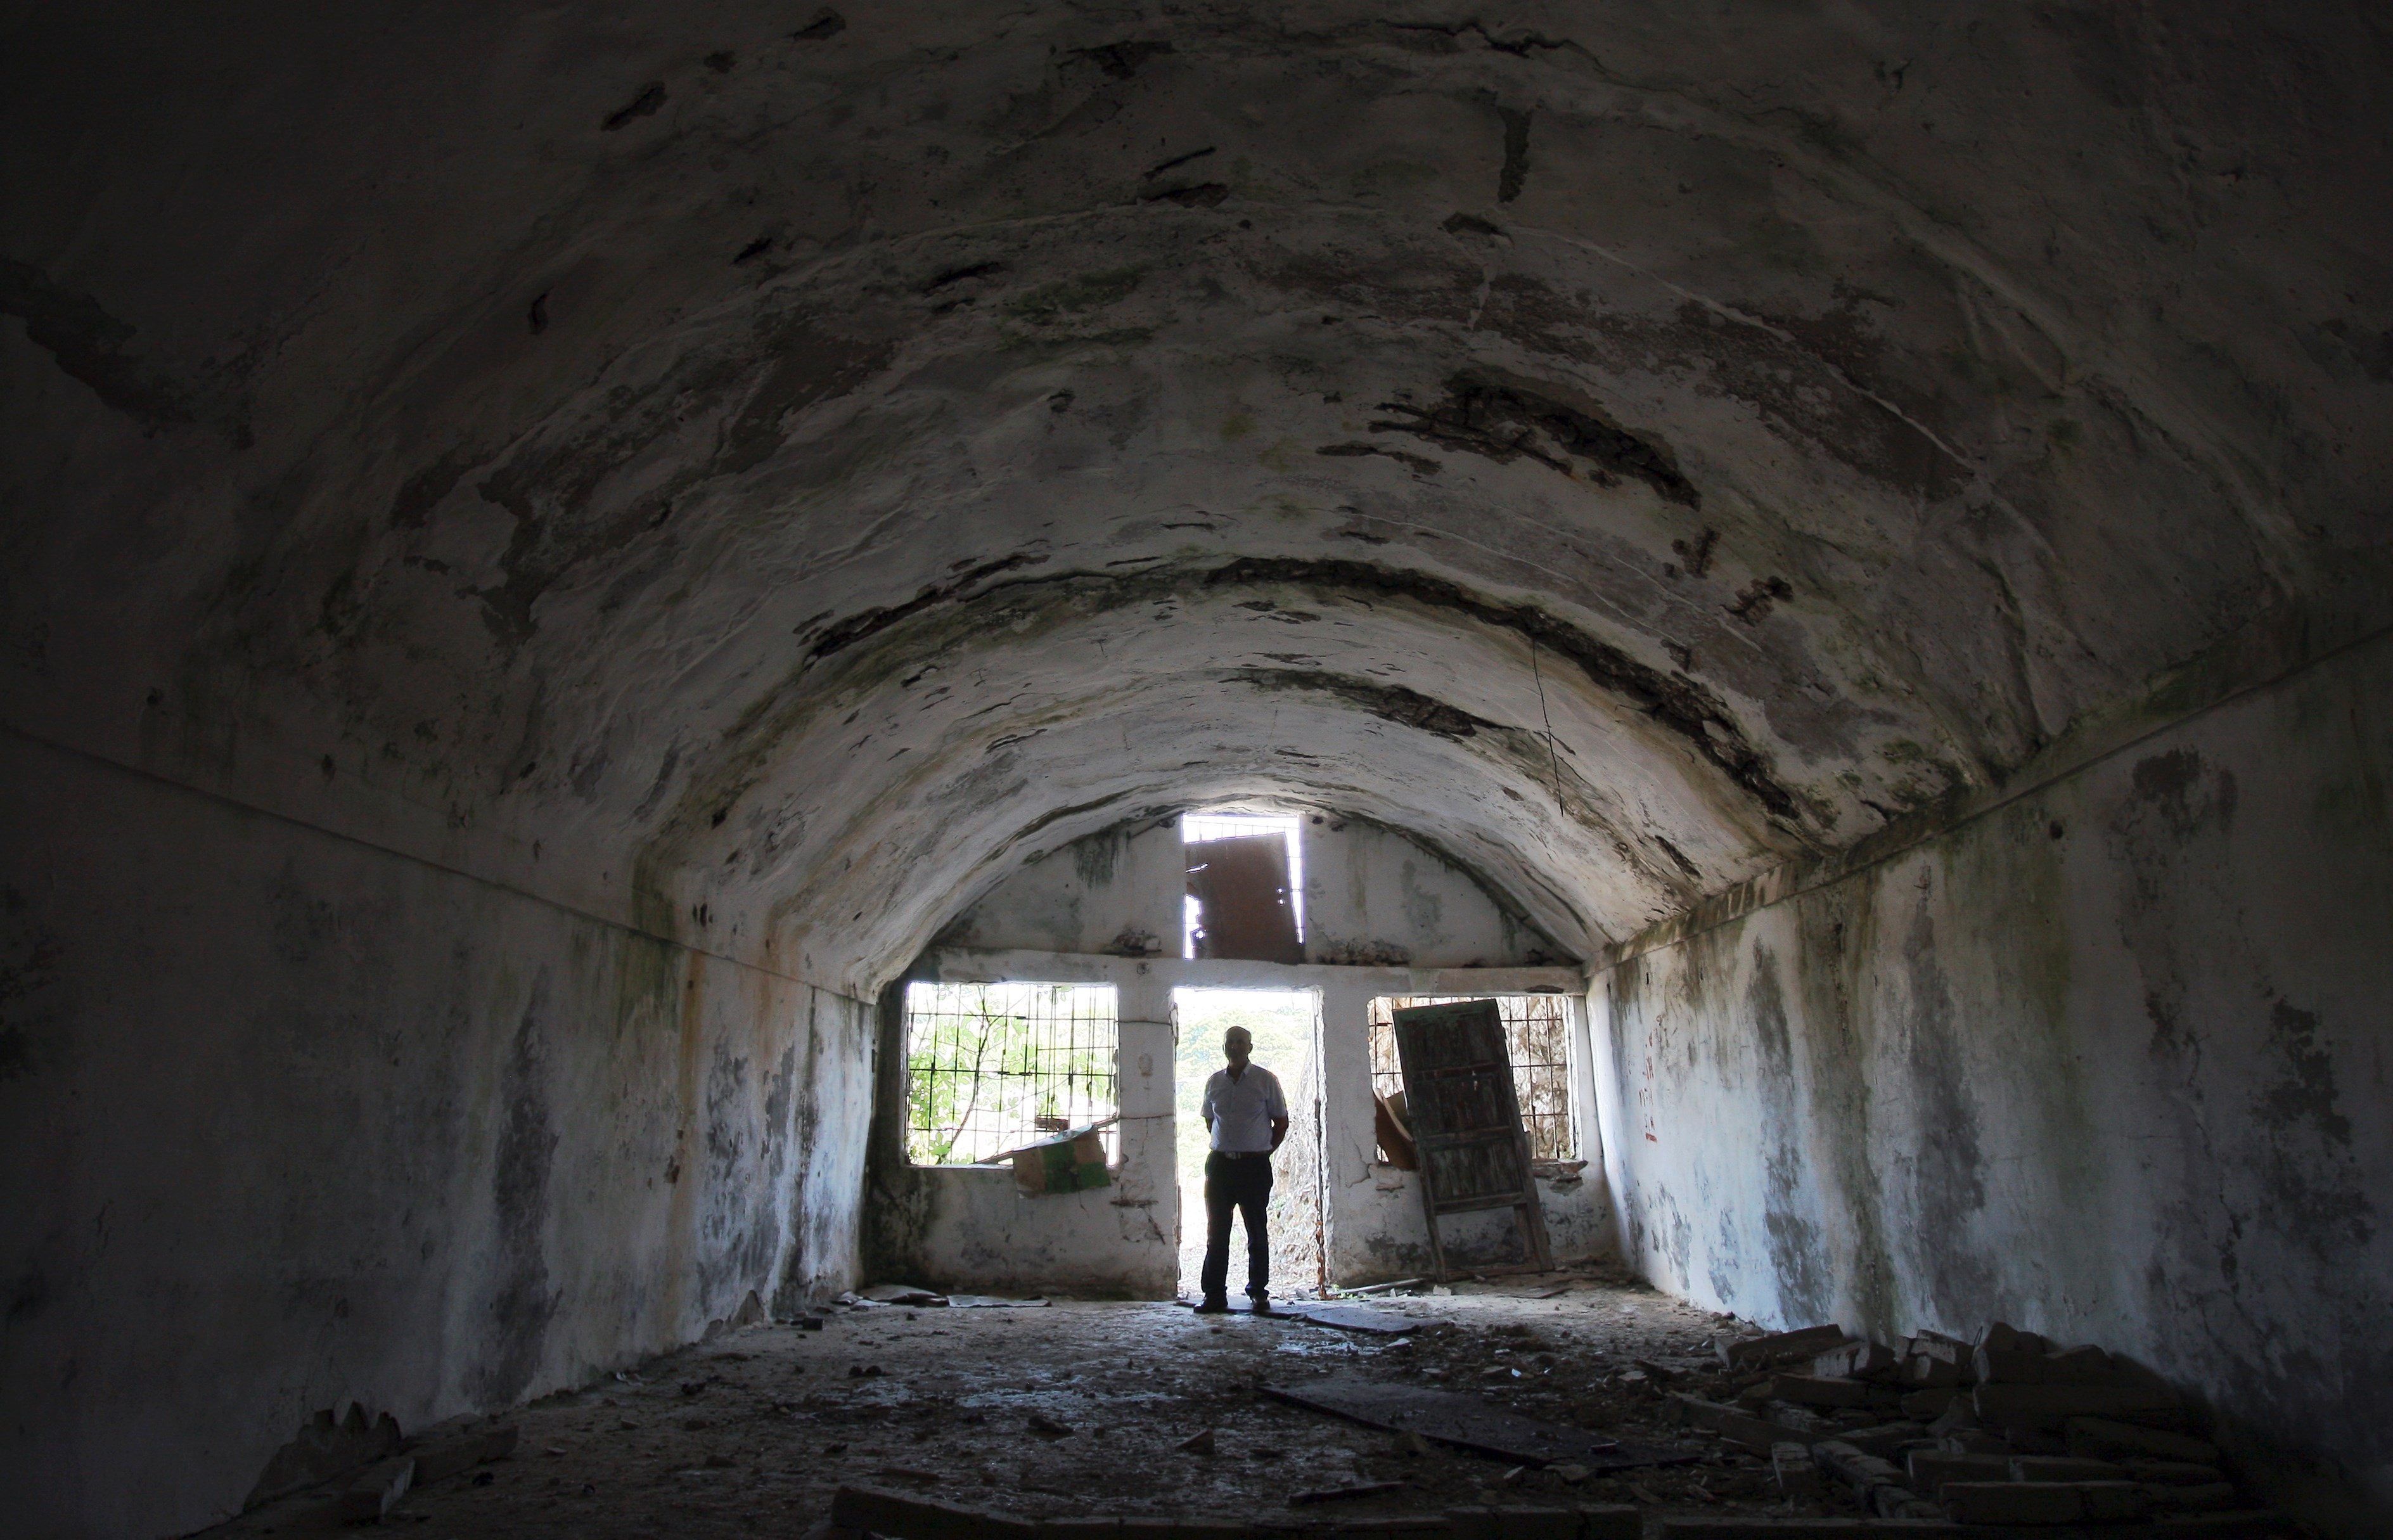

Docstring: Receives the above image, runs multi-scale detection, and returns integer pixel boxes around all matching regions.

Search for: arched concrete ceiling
[4,3,2389,996]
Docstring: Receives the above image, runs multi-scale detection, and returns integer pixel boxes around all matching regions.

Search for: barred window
[904,982,1119,1165]
[1368,994,1575,1160]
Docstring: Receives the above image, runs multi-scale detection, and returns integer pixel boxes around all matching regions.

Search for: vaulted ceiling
[5,2,2387,994]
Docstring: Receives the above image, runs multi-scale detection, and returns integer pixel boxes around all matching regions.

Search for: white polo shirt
[1202,1064,1288,1153]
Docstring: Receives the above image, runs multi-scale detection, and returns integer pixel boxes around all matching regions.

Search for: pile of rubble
[1669,1321,2262,1527]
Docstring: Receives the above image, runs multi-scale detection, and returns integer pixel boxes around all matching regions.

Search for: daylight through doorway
[1171,987,1322,1298]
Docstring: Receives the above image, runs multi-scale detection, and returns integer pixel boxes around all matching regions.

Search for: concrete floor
[209,1274,1858,1537]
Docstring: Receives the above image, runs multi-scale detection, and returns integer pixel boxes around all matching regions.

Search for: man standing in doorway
[1195,1025,1290,1314]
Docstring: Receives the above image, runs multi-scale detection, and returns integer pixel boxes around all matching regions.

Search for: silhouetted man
[1194,1025,1289,1313]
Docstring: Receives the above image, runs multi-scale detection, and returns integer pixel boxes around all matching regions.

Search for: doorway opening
[1171,987,1323,1298]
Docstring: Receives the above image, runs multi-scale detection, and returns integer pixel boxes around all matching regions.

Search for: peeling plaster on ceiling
[3,3,2388,998]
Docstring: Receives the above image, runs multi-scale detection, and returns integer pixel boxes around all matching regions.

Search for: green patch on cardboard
[1009,1126,1112,1195]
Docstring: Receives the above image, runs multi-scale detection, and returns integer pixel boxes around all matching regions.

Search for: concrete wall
[0,731,873,1540]
[862,949,1605,1297]
[1590,631,2393,1533]
[936,815,1565,968]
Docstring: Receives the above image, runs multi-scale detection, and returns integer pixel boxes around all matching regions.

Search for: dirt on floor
[209,1270,1880,1537]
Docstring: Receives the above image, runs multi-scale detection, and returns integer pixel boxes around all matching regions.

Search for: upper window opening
[903,982,1119,1166]
[1368,994,1575,1160]
[1182,810,1305,962]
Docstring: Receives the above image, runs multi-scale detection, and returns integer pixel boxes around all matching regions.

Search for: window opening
[1368,994,1574,1160]
[1182,810,1305,961]
[904,982,1119,1165]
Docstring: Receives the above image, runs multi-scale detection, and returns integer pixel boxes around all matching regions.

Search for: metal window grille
[1368,994,1575,1160]
[904,982,1119,1166]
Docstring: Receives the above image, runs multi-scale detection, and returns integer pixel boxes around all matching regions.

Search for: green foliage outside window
[904,982,1116,1165]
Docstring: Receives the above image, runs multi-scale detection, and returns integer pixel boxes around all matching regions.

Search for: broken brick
[1716,1325,1849,1371]
[2065,1417,2220,1463]
[2011,1454,2128,1482]
[1771,1441,1821,1498]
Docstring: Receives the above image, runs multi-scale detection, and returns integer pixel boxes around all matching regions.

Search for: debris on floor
[1675,1316,2289,1530]
[830,1482,1650,1536]
[1175,1295,1418,1334]
[1265,1371,1700,1473]
[187,1275,2300,1539]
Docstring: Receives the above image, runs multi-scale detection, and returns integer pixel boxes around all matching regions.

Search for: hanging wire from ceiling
[1529,634,1567,811]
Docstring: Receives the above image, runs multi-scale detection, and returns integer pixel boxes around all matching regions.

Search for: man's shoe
[1249,1293,1272,1316]
[1192,1294,1229,1314]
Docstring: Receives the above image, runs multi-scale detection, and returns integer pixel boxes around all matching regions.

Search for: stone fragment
[1904,1449,2007,1496]
[1941,1478,2150,1524]
[2012,1454,2127,1482]
[1978,1321,2050,1356]
[1176,1428,1217,1456]
[1900,1331,1974,1388]
[2065,1416,2220,1463]
[1771,1441,1821,1497]
[1974,1382,2179,1429]
[1942,1429,2011,1455]
[2041,1344,2118,1384]
[1288,1480,1408,1505]
[1942,1480,2083,1524]
[1717,1325,1849,1371]
[1809,1439,1905,1500]
[246,1406,408,1508]
[1898,1388,1959,1421]
[1973,1346,2050,1384]
[1835,1421,1929,1458]
[330,1456,416,1524]
[2150,1482,2244,1512]
[1767,1374,1873,1409]
[2127,1458,2229,1485]
[1902,1354,1966,1388]
[2079,1480,2154,1520]
[1869,1484,1944,1520]
[1809,1340,1897,1382]
[1667,1393,1819,1454]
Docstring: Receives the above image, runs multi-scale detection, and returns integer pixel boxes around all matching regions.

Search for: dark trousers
[1200,1150,1273,1300]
